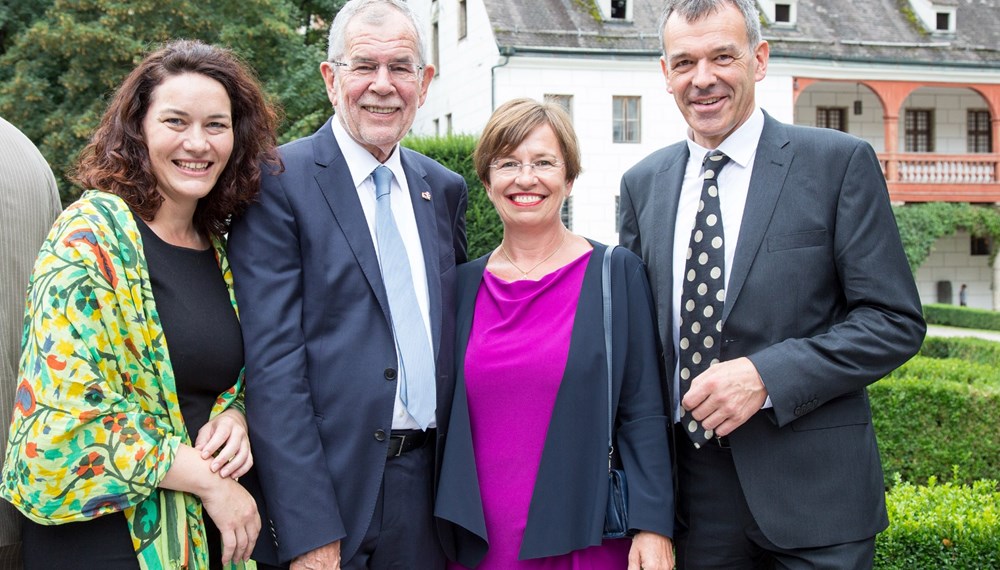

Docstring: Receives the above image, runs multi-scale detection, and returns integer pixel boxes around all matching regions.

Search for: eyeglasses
[329,59,424,82]
[488,159,564,178]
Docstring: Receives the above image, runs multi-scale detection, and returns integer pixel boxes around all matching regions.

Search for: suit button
[374,429,387,442]
[384,368,397,381]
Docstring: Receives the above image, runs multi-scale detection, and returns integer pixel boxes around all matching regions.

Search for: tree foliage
[893,202,1000,272]
[0,0,335,203]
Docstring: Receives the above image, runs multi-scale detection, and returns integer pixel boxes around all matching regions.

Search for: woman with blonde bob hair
[436,98,675,569]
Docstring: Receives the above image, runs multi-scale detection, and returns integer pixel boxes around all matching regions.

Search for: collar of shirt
[684,107,765,170]
[331,117,406,189]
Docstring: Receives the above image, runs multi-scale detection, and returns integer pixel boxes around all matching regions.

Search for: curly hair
[74,39,282,237]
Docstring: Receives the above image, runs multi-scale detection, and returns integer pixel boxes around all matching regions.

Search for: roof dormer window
[775,3,791,23]
[906,0,956,34]
[758,0,796,26]
[935,11,952,32]
[598,0,631,21]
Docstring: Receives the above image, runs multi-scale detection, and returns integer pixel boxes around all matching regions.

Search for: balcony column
[994,117,1000,182]
[993,251,1000,311]
[884,114,899,183]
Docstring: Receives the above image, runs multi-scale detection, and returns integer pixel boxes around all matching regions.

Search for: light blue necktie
[373,165,435,429]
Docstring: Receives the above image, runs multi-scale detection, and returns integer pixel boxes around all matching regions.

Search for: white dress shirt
[331,119,436,430]
[670,108,770,420]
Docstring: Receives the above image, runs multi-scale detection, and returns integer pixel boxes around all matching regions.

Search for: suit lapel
[722,114,792,324]
[312,122,392,320]
[653,146,689,351]
[400,149,443,356]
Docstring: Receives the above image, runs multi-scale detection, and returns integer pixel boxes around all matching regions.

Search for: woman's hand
[160,445,260,564]
[195,408,252,479]
[201,477,261,564]
[628,531,675,570]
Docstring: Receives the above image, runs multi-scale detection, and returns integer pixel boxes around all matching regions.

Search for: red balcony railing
[879,153,1000,202]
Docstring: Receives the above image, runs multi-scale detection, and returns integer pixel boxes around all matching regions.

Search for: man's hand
[682,357,767,437]
[291,541,341,570]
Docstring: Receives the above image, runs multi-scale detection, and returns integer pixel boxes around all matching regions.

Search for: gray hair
[326,0,428,65]
[658,0,762,58]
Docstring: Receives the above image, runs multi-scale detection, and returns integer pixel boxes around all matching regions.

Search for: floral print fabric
[1,190,251,569]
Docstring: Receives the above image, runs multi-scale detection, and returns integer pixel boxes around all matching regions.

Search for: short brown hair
[74,39,282,237]
[474,98,581,188]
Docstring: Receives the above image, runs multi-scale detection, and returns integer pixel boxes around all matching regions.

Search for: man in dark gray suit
[619,1,925,568]
[228,1,467,568]
[0,117,62,570]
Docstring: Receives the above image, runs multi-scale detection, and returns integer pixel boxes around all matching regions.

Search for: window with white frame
[458,0,468,40]
[561,197,573,230]
[544,94,573,121]
[613,96,640,143]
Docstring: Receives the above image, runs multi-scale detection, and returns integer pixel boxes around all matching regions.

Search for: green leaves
[1,0,336,206]
[877,476,1000,569]
[893,202,1000,272]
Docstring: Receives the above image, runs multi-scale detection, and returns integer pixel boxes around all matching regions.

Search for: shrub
[924,303,1000,332]
[871,357,1000,487]
[403,133,502,260]
[875,474,1000,569]
[919,335,1000,368]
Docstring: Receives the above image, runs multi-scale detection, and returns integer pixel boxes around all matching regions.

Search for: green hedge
[919,335,1000,367]
[402,134,502,260]
[875,475,1000,569]
[871,355,1000,487]
[923,303,1000,332]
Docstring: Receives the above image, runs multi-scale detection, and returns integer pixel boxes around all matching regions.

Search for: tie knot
[702,151,731,180]
[373,165,393,199]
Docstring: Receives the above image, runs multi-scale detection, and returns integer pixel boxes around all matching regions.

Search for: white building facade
[407,0,1000,308]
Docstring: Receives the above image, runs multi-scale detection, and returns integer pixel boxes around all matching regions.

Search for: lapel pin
[421,191,431,201]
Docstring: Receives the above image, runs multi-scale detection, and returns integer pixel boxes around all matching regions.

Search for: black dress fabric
[23,214,243,570]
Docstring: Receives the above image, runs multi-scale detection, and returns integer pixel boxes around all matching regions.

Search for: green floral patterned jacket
[2,190,254,570]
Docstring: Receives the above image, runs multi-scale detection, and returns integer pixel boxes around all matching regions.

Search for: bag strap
[603,245,617,473]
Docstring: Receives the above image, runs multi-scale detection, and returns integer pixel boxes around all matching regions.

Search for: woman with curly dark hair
[1,39,281,570]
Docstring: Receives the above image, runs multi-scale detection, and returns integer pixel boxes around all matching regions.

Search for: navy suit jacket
[435,243,673,567]
[619,112,925,549]
[228,117,468,564]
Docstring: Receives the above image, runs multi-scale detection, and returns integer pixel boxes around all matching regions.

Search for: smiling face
[321,7,434,162]
[660,2,768,149]
[486,123,573,232]
[142,72,233,213]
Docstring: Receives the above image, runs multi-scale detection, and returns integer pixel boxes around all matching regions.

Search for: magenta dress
[448,251,630,570]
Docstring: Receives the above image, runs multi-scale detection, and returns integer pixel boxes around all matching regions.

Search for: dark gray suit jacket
[228,117,467,564]
[619,112,925,549]
[435,243,673,567]
[0,117,61,570]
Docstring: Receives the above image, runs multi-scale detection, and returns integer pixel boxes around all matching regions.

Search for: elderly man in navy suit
[227,1,467,568]
[619,0,925,568]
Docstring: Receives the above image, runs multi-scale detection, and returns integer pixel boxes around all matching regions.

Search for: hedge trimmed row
[871,355,1000,487]
[920,335,1000,367]
[924,303,1000,332]
[875,475,1000,569]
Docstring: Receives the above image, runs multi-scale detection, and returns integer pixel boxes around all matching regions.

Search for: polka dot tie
[679,151,731,448]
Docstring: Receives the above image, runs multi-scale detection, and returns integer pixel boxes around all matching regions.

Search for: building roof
[484,0,1000,67]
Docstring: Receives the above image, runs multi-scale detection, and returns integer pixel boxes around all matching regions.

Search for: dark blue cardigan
[434,242,674,567]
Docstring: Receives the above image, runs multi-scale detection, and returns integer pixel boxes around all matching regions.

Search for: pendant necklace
[499,231,567,280]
